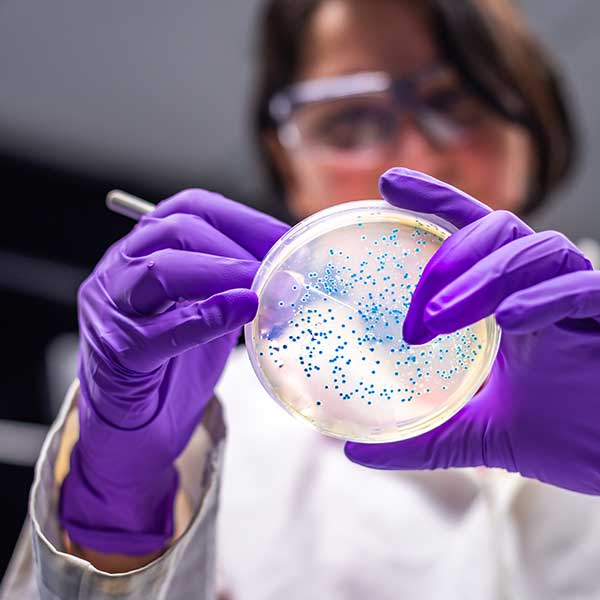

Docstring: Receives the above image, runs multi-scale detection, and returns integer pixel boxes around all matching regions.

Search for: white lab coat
[217,347,600,600]
[2,345,600,599]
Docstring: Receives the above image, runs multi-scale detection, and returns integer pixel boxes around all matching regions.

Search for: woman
[2,0,599,598]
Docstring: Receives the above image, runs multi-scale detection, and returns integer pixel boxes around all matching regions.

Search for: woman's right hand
[59,189,289,558]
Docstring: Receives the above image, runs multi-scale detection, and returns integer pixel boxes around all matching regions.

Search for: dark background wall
[0,0,598,578]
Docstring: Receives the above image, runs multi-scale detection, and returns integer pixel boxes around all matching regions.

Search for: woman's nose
[389,117,448,179]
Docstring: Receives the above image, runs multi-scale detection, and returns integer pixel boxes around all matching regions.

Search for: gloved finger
[379,167,491,229]
[496,270,600,333]
[403,210,532,344]
[104,289,258,372]
[125,213,255,261]
[111,249,259,315]
[418,231,592,341]
[344,402,489,470]
[152,189,290,260]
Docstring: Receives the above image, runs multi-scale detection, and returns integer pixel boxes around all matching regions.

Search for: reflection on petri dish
[245,201,500,443]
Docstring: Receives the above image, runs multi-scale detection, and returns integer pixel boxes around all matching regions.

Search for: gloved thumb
[344,403,490,471]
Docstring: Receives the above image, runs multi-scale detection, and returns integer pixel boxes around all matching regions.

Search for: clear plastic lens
[296,94,396,151]
[285,89,485,157]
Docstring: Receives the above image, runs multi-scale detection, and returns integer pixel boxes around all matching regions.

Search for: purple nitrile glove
[346,168,600,495]
[59,189,289,555]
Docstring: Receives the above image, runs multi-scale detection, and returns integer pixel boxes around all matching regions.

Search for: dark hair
[252,0,577,215]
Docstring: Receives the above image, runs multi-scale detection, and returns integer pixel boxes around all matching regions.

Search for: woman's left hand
[345,168,600,495]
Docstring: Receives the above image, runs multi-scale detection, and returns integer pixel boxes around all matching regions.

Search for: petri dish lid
[245,200,500,443]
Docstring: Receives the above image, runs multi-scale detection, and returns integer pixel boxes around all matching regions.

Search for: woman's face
[269,0,533,220]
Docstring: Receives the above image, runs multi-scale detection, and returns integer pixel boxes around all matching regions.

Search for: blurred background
[0,0,598,577]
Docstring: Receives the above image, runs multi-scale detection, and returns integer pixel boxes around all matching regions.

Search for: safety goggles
[269,65,492,164]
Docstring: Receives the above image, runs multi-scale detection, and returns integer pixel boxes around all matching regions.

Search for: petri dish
[245,200,500,443]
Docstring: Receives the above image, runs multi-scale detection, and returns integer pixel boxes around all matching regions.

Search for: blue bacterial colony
[250,212,497,442]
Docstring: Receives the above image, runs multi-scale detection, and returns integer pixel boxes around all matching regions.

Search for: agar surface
[252,215,493,441]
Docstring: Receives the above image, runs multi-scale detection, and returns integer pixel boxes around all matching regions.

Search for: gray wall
[0,0,597,237]
[519,0,599,238]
